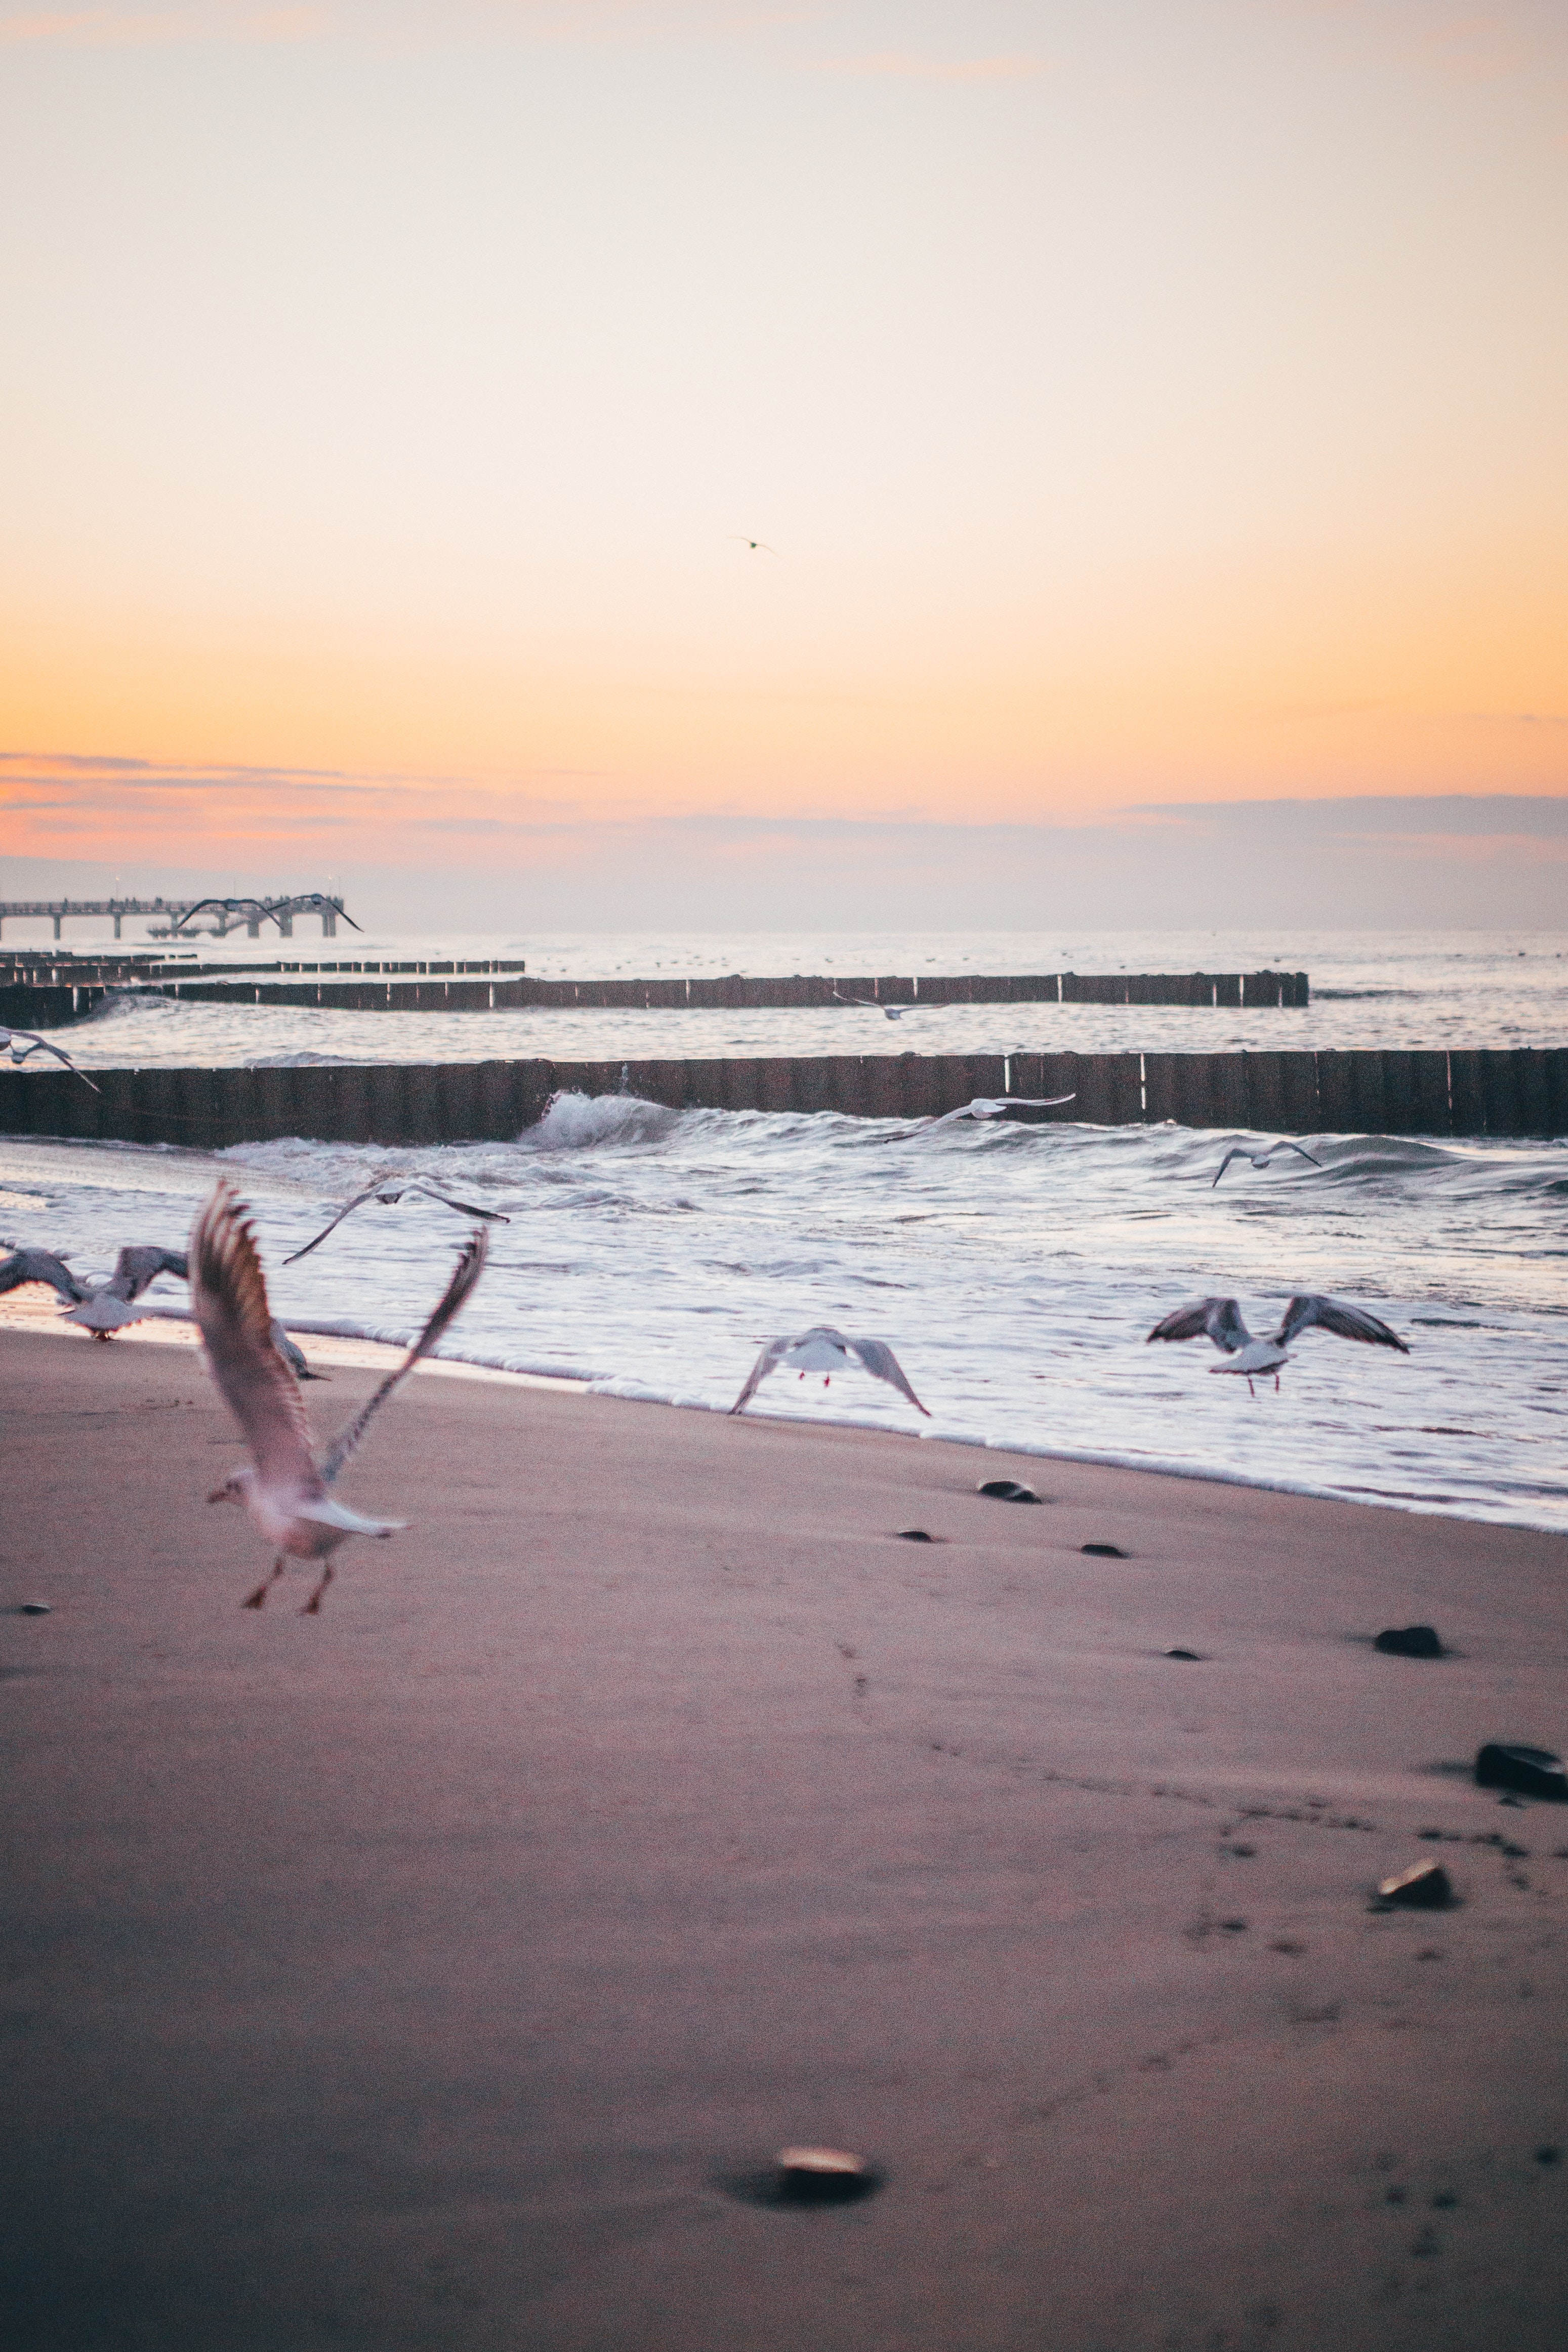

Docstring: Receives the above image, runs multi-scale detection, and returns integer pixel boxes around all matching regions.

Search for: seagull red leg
[300,1564,334,1617]
[243,1556,285,1609]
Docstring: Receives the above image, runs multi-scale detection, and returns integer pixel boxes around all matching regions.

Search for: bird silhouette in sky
[729,537,776,553]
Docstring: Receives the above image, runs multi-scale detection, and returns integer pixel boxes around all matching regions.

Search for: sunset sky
[2,1,1564,921]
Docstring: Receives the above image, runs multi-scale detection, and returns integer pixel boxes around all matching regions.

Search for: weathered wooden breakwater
[2,1047,1562,1149]
[1,967,1308,1028]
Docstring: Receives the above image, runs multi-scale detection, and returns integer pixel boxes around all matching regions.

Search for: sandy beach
[4,1319,1567,2350]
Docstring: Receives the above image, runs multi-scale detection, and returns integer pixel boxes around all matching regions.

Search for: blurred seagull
[830,988,916,1020]
[731,1326,930,1418]
[0,1246,89,1304]
[930,1093,1076,1128]
[1211,1139,1323,1187]
[65,1245,189,1337]
[0,1027,100,1092]
[729,537,776,553]
[284,1174,510,1264]
[194,1180,487,1613]
[1146,1292,1409,1396]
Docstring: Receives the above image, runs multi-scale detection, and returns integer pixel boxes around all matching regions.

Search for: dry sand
[3,1319,1567,2350]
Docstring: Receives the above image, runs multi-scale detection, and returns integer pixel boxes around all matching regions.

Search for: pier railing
[2,1048,1563,1147]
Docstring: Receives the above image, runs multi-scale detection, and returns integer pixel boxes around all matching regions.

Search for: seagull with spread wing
[1211,1139,1323,1187]
[830,988,917,1020]
[1146,1292,1409,1395]
[730,1326,930,1418]
[929,1093,1076,1128]
[193,1180,487,1612]
[65,1245,190,1336]
[1,1027,100,1092]
[284,1173,510,1264]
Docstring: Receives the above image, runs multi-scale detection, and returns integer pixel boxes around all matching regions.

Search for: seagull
[730,1326,930,1418]
[729,537,776,553]
[1,1027,100,1092]
[1146,1292,1409,1396]
[830,988,917,1020]
[929,1093,1076,1128]
[1211,1140,1323,1187]
[283,1175,510,1264]
[65,1245,190,1337]
[0,1246,90,1304]
[193,1180,487,1613]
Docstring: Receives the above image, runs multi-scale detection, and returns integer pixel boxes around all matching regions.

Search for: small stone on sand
[1082,1542,1127,1557]
[1166,1647,1204,1661]
[1374,1624,1443,1657]
[1475,1744,1568,1800]
[776,2145,876,2203]
[977,1479,1041,1504]
[896,1529,935,1542]
[18,1601,51,1615]
[1376,1860,1454,1909]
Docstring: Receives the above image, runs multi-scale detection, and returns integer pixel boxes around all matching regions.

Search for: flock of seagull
[0,1104,1411,1610]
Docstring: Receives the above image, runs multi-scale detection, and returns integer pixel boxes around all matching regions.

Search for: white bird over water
[284,1173,509,1264]
[731,1326,931,1418]
[193,1180,487,1612]
[0,1027,100,1092]
[1211,1139,1323,1187]
[1146,1292,1409,1396]
[929,1093,1076,1128]
[830,988,917,1020]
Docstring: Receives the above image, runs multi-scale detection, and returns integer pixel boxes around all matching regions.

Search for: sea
[3,927,1564,1533]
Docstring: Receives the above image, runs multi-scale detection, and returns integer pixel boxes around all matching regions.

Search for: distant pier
[0,891,352,942]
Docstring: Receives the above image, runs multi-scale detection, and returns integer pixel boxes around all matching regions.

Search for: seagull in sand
[194,1180,487,1613]
[284,1174,510,1264]
[731,1326,930,1418]
[1146,1293,1409,1396]
[0,1246,90,1304]
[1,1027,100,1092]
[1211,1140,1323,1187]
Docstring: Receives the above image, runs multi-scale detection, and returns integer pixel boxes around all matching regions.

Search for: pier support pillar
[321,909,337,938]
[277,915,293,938]
[52,914,62,939]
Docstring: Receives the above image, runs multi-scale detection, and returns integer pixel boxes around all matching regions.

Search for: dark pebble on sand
[1081,1542,1127,1558]
[776,2147,878,2205]
[18,1602,51,1616]
[1165,1647,1205,1661]
[895,1529,935,1542]
[1535,2146,1562,2166]
[1376,1861,1455,1910]
[1476,1744,1568,1800]
[978,1478,1042,1504]
[1374,1624,1443,1658]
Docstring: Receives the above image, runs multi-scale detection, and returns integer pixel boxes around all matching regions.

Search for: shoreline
[3,1287,1558,1536]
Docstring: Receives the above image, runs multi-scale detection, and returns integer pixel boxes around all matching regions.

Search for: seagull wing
[847,1337,931,1416]
[1280,1141,1323,1167]
[319,1228,488,1487]
[729,1334,795,1415]
[281,1187,385,1264]
[1272,1294,1409,1352]
[109,1245,189,1302]
[190,1182,323,1500]
[0,1247,89,1303]
[1146,1296,1251,1352]
[402,1179,511,1224]
[1211,1148,1245,1188]
[4,1030,100,1092]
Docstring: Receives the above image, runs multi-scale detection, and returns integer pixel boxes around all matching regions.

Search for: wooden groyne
[0,967,1309,1027]
[2,1047,1563,1149]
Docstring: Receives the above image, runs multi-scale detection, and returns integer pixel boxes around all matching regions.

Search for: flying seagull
[1146,1292,1409,1395]
[730,1326,930,1418]
[830,988,917,1020]
[1211,1140,1323,1187]
[0,1247,89,1304]
[193,1180,487,1613]
[929,1093,1076,1128]
[729,537,776,553]
[283,1175,510,1265]
[0,1027,100,1092]
[65,1245,190,1337]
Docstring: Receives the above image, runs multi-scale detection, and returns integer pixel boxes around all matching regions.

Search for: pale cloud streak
[0,5,324,43]
[810,49,1051,84]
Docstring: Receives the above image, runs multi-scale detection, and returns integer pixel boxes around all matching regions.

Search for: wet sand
[3,1322,1567,2349]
